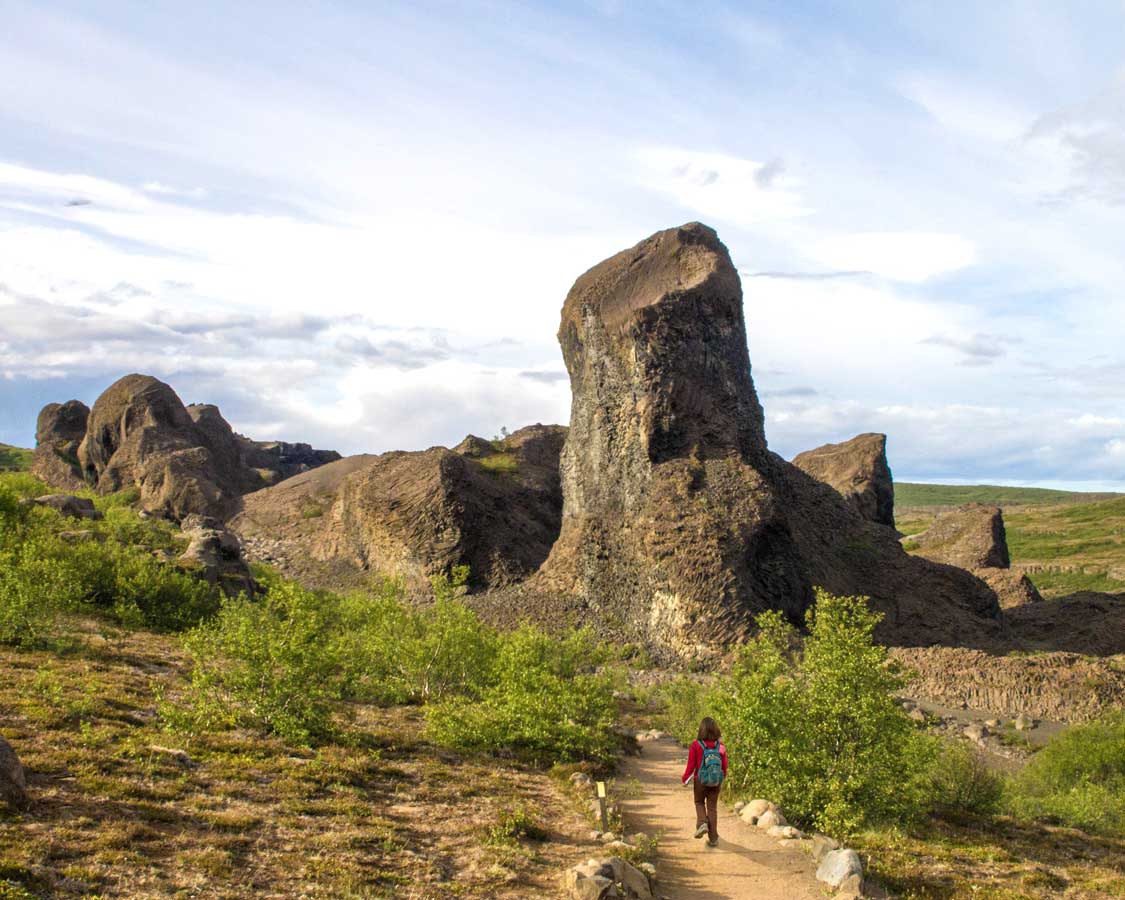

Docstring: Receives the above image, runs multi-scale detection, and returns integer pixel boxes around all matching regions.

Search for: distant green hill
[896,482,1122,508]
[0,443,32,472]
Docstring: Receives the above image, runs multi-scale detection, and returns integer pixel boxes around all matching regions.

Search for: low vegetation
[0,444,32,472]
[896,482,1121,508]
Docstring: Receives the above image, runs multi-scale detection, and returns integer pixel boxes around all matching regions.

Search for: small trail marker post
[596,780,608,831]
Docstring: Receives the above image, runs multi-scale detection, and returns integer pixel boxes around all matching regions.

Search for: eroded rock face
[907,504,1010,569]
[792,433,894,527]
[31,399,90,490]
[31,375,339,520]
[77,375,257,520]
[232,425,567,592]
[519,223,1002,658]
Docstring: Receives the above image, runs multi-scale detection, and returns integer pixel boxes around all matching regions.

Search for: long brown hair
[697,717,721,742]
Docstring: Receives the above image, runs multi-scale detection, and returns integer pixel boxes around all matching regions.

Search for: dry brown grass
[0,623,593,899]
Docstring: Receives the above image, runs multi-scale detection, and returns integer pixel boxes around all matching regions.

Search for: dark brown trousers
[693,779,720,841]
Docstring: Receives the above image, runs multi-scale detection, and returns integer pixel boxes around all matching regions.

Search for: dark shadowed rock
[792,433,894,527]
[0,734,27,810]
[20,494,102,520]
[231,425,566,592]
[494,223,1002,659]
[31,399,90,489]
[908,504,1011,569]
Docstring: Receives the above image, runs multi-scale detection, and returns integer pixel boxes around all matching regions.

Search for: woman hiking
[681,716,728,847]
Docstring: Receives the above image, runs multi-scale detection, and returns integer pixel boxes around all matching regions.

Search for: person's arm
[720,743,728,775]
[681,741,700,784]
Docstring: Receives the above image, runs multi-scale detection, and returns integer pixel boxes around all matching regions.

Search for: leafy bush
[924,739,1003,817]
[717,591,935,835]
[1004,711,1125,835]
[178,581,345,743]
[426,625,617,764]
[653,676,721,744]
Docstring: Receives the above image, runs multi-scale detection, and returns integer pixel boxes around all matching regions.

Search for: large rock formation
[232,425,567,592]
[76,375,258,520]
[31,375,339,520]
[515,223,1002,658]
[905,503,1041,608]
[31,399,90,490]
[908,504,1010,569]
[792,433,894,527]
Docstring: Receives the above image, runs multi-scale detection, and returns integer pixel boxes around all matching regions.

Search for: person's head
[697,717,721,742]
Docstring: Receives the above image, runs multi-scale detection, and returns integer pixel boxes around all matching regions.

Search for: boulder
[809,834,840,862]
[792,433,894,527]
[836,872,865,899]
[508,223,1001,658]
[756,809,787,829]
[31,399,89,489]
[816,848,863,889]
[908,504,1010,570]
[978,568,1043,609]
[20,494,102,520]
[767,824,802,839]
[743,799,779,821]
[0,735,28,809]
[562,857,653,900]
[231,426,565,593]
[177,515,257,597]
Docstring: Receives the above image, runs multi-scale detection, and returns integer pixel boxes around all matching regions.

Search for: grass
[475,453,519,476]
[0,445,32,473]
[0,623,597,899]
[896,483,1121,508]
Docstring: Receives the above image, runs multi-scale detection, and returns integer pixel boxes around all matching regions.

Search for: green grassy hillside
[896,482,1122,508]
[0,444,32,472]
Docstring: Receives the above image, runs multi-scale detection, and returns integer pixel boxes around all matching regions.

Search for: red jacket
[682,739,728,785]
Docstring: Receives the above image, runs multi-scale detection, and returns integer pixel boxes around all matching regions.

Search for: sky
[3,1,1125,488]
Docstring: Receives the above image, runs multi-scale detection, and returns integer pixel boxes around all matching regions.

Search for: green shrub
[485,805,550,845]
[924,739,1003,817]
[1005,711,1125,835]
[653,676,721,744]
[717,590,935,835]
[178,581,345,743]
[426,625,616,764]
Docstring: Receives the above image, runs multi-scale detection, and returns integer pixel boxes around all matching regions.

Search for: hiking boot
[707,837,719,847]
[693,823,708,839]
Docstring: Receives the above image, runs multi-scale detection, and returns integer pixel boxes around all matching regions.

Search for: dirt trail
[619,737,824,900]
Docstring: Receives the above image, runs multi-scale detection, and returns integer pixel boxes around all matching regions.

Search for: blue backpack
[697,740,724,787]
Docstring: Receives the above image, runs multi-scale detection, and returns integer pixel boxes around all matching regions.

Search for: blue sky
[3,1,1125,488]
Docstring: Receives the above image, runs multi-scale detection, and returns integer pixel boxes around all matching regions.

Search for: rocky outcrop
[905,504,1042,608]
[30,375,339,520]
[232,425,566,592]
[76,375,259,520]
[907,504,1010,569]
[792,433,894,527]
[31,399,89,489]
[0,734,27,810]
[177,514,257,597]
[891,644,1125,722]
[519,223,1001,658]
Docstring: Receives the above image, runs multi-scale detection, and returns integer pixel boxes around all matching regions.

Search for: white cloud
[635,147,811,227]
[810,232,976,282]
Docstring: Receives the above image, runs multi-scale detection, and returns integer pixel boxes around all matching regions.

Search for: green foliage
[179,581,345,743]
[475,453,519,476]
[0,444,33,472]
[653,677,721,745]
[1005,711,1125,835]
[485,805,550,845]
[426,625,617,764]
[924,739,1003,817]
[717,591,935,835]
[0,478,218,646]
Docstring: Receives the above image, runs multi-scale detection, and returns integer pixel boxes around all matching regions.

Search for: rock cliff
[792,433,894,527]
